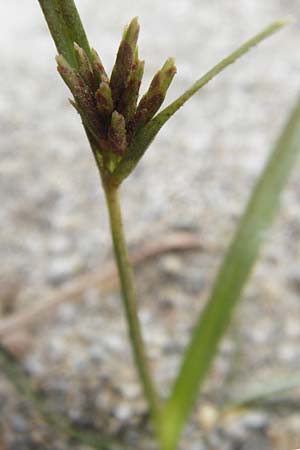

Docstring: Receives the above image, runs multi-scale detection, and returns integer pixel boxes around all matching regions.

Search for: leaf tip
[273,19,289,28]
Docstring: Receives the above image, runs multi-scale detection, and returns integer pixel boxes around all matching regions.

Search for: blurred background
[1,1,300,449]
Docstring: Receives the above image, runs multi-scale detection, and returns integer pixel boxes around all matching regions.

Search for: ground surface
[1,0,300,449]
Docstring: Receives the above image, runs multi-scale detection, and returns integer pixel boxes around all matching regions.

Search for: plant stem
[104,185,161,430]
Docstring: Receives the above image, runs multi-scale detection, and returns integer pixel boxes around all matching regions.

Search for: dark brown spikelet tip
[159,58,177,92]
[131,57,176,134]
[117,59,145,122]
[56,54,81,94]
[56,55,104,143]
[74,43,94,90]
[110,17,140,104]
[108,111,127,156]
[91,48,109,86]
[96,81,114,118]
[130,93,163,137]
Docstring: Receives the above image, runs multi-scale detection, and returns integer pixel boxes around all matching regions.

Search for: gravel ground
[1,1,300,449]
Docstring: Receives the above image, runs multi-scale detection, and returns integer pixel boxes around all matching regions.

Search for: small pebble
[159,255,183,276]
[47,256,85,285]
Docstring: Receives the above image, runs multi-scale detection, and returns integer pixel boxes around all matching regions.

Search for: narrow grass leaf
[38,0,91,68]
[112,21,286,184]
[58,0,91,60]
[159,98,300,450]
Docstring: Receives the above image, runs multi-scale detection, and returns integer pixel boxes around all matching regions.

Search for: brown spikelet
[108,111,127,155]
[110,17,140,104]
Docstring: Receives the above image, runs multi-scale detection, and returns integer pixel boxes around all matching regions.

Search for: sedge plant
[37,1,300,449]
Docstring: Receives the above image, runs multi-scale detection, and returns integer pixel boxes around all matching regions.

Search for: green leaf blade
[156,20,285,123]
[159,98,300,450]
[112,21,286,185]
[38,0,91,68]
[58,0,91,61]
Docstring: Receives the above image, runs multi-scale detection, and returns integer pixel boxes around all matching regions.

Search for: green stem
[104,185,161,430]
